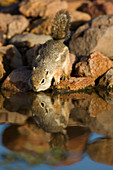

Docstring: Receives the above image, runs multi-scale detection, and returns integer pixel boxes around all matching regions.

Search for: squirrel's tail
[51,10,71,41]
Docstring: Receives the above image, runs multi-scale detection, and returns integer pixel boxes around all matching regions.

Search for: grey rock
[10,33,52,47]
[70,14,113,59]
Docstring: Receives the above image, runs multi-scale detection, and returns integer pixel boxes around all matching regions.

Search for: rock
[0,0,18,7]
[87,138,113,166]
[10,33,52,47]
[67,1,91,30]
[99,68,113,88]
[0,13,29,39]
[0,31,5,46]
[1,66,32,92]
[30,18,53,35]
[0,53,6,81]
[79,0,113,18]
[70,14,113,59]
[25,45,40,68]
[19,0,68,18]
[0,2,19,14]
[70,11,91,30]
[74,52,113,80]
[0,44,23,73]
[56,77,95,91]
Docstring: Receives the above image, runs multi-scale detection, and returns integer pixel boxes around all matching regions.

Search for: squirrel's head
[28,67,52,92]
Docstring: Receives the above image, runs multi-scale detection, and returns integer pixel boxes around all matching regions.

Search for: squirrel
[29,10,72,92]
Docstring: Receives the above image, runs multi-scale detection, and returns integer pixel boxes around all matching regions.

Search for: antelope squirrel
[29,10,72,92]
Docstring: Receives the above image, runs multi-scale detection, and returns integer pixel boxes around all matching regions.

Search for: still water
[0,90,113,170]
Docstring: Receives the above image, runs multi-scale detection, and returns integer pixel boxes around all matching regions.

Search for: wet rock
[0,13,29,39]
[10,33,52,47]
[99,68,113,88]
[19,0,68,18]
[1,66,32,92]
[74,52,113,80]
[87,138,113,165]
[70,14,113,59]
[0,44,23,73]
[79,0,113,18]
[56,77,95,91]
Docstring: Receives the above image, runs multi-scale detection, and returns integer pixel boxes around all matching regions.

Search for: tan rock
[19,0,68,18]
[0,13,29,39]
[74,52,113,80]
[1,66,32,92]
[56,77,95,91]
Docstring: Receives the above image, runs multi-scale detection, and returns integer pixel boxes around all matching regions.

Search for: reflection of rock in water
[2,119,89,166]
[3,92,34,115]
[87,138,113,166]
[69,92,113,138]
[32,93,70,133]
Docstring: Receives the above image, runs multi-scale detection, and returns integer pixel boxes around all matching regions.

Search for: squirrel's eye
[41,78,45,84]
[41,102,45,107]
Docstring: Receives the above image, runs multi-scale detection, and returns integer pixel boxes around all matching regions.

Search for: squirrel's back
[51,10,71,41]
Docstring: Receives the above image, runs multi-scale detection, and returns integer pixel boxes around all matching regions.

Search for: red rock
[19,0,68,18]
[74,52,113,80]
[1,67,32,92]
[56,77,95,91]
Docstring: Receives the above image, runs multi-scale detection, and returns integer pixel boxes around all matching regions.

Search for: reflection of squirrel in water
[29,10,72,92]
